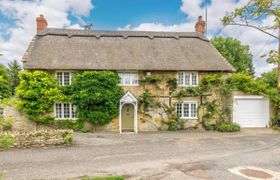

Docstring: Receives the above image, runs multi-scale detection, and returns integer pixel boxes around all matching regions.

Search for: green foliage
[16,71,63,123]
[166,77,177,95]
[0,172,4,180]
[211,37,254,75]
[79,126,92,133]
[176,87,202,99]
[161,104,185,131]
[70,71,123,127]
[0,117,13,131]
[0,64,11,99]
[258,68,277,88]
[81,176,124,180]
[216,122,240,132]
[138,89,159,111]
[0,133,15,151]
[54,120,77,129]
[63,133,73,144]
[8,60,22,95]
[140,75,162,85]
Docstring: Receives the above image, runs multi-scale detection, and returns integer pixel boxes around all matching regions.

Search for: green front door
[121,104,134,132]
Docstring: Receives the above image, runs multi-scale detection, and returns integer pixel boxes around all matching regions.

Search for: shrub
[0,173,4,180]
[63,133,73,144]
[216,122,240,132]
[0,117,13,131]
[70,71,123,127]
[162,118,185,131]
[54,120,77,129]
[0,133,15,151]
[79,127,91,133]
[16,71,63,124]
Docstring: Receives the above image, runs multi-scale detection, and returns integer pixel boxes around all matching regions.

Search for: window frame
[55,71,73,86]
[54,103,77,120]
[177,72,198,87]
[176,101,198,120]
[118,71,139,86]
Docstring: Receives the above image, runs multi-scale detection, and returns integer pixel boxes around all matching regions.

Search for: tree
[211,37,255,75]
[0,64,10,99]
[258,68,277,88]
[16,71,63,123]
[8,60,22,95]
[222,0,279,87]
[70,71,123,128]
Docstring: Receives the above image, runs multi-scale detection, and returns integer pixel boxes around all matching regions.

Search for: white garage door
[233,96,269,128]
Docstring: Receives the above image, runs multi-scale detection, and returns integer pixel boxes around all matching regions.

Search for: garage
[233,96,269,128]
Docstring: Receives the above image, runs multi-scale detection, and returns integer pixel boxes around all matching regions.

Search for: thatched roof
[23,28,234,71]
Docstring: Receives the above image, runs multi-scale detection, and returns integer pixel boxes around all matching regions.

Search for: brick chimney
[36,15,48,32]
[195,16,206,33]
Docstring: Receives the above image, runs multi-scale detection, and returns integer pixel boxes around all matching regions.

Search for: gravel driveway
[0,129,279,180]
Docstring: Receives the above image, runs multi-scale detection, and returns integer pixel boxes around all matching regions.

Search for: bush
[162,118,185,131]
[70,71,123,127]
[216,122,240,132]
[0,133,15,151]
[54,120,77,129]
[63,133,73,144]
[16,71,63,123]
[0,117,13,131]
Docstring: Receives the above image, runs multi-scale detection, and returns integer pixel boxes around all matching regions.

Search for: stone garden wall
[10,129,73,148]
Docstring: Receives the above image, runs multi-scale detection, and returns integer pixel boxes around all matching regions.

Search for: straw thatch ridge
[23,28,234,71]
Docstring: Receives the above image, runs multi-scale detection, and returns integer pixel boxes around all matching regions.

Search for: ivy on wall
[16,71,63,124]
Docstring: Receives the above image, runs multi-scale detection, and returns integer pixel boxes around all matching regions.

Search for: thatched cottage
[22,15,270,133]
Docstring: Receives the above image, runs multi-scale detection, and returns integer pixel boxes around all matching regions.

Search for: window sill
[55,118,77,121]
[180,117,198,120]
[119,84,139,87]
[177,85,198,87]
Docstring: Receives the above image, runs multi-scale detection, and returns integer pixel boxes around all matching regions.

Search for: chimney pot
[195,16,206,33]
[36,14,48,33]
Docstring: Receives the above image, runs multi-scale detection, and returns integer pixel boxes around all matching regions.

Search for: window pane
[64,72,70,85]
[191,103,197,117]
[118,72,138,85]
[185,73,190,85]
[176,103,182,118]
[177,72,184,85]
[55,103,62,118]
[183,103,189,117]
[71,105,77,118]
[56,72,63,86]
[191,73,197,85]
[64,104,70,118]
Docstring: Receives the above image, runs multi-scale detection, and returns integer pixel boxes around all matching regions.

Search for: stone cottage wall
[98,71,233,132]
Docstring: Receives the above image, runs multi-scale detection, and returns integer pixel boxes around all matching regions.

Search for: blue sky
[0,0,278,76]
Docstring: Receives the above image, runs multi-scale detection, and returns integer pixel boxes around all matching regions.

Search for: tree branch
[228,23,279,40]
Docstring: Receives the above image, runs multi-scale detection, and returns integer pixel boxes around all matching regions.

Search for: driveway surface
[0,129,279,180]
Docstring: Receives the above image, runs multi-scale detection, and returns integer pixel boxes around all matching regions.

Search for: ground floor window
[176,102,197,119]
[55,103,77,119]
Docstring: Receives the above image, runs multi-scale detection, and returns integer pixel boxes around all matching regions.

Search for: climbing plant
[16,71,63,124]
[70,71,123,128]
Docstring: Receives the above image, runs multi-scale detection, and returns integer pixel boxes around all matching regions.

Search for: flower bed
[0,129,73,149]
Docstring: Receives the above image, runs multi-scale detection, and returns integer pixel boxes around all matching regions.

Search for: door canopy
[120,91,137,106]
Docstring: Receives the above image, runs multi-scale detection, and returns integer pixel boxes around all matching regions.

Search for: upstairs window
[55,103,76,120]
[176,102,198,119]
[56,72,72,86]
[118,72,139,86]
[177,72,198,86]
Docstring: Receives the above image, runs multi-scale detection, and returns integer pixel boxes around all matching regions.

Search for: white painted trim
[233,96,270,128]
[177,101,198,119]
[177,71,199,87]
[118,71,139,86]
[54,103,77,120]
[119,91,138,134]
[234,95,266,100]
[55,71,73,86]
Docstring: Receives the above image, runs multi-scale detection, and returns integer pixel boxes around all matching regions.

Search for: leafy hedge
[70,71,123,127]
[16,71,63,123]
[216,122,240,132]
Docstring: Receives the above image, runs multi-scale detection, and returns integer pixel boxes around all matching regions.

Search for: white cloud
[0,0,94,66]
[120,0,278,76]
